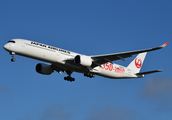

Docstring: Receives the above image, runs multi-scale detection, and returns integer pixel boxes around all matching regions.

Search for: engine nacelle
[35,63,53,75]
[74,55,92,67]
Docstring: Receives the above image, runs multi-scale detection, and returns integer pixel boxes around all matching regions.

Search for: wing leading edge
[91,42,168,67]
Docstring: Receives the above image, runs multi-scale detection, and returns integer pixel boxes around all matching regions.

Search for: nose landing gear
[11,58,15,62]
[10,52,15,62]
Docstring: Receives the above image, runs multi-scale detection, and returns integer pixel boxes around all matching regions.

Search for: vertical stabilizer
[127,52,147,73]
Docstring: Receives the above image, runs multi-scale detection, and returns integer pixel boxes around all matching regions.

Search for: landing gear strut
[64,70,75,82]
[10,52,15,62]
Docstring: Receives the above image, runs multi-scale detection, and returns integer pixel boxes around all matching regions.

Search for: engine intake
[74,55,92,67]
[36,63,53,75]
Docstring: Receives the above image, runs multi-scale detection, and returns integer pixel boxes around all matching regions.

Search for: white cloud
[142,77,172,98]
[86,107,137,120]
[19,115,33,120]
[42,104,72,120]
[142,77,172,112]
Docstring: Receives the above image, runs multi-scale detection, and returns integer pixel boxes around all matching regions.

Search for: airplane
[3,39,168,82]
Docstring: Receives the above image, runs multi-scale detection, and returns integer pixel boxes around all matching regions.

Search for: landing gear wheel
[84,73,95,78]
[64,70,75,82]
[70,78,75,82]
[64,71,75,82]
[69,77,75,82]
[64,76,75,82]
[11,58,15,62]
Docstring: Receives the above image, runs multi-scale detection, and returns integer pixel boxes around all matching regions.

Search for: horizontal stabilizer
[136,70,163,75]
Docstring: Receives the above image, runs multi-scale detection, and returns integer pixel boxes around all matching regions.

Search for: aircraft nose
[3,43,9,50]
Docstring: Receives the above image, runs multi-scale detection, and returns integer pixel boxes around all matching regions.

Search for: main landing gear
[84,73,95,78]
[10,52,15,62]
[64,70,75,82]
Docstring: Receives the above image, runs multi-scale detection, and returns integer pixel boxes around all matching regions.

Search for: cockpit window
[8,40,15,43]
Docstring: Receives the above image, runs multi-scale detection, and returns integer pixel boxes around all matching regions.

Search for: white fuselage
[4,39,142,79]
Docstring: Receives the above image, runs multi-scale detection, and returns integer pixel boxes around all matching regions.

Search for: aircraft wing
[52,64,66,74]
[91,42,168,67]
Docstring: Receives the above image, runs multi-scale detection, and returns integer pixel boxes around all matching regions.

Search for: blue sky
[0,0,172,120]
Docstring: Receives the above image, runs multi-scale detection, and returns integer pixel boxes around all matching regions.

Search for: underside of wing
[52,64,66,74]
[91,42,168,68]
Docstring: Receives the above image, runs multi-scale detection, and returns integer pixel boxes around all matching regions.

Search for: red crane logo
[135,58,142,68]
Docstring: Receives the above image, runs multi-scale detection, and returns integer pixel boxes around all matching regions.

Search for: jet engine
[74,55,92,67]
[35,63,53,75]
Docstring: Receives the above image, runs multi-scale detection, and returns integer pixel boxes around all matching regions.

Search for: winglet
[161,42,168,48]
